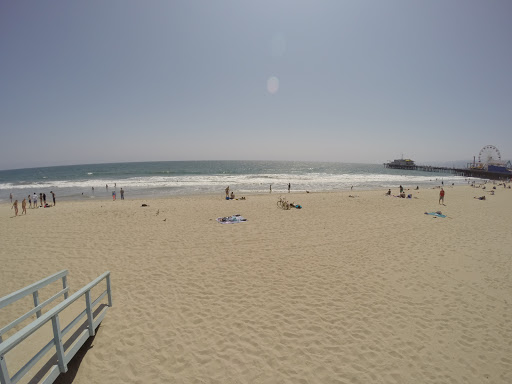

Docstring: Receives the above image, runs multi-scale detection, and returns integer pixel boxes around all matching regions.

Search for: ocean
[0,160,468,203]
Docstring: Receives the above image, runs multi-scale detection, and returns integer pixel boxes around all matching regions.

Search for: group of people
[10,191,56,216]
[91,185,125,200]
[225,183,293,199]
[224,186,247,200]
[385,185,445,203]
[112,188,125,201]
[226,183,292,197]
[225,186,237,200]
[386,185,412,198]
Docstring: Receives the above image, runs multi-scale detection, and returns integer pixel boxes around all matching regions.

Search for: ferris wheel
[478,145,501,165]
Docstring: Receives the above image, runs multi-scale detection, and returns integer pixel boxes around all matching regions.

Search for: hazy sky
[1,1,511,170]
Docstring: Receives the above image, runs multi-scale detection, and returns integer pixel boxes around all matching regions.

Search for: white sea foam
[0,173,468,190]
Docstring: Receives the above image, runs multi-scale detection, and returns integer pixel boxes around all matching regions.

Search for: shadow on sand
[28,304,108,384]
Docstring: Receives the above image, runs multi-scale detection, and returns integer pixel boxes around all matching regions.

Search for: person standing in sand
[288,183,291,193]
[33,193,38,208]
[10,193,13,203]
[28,194,32,208]
[270,184,272,193]
[120,188,124,200]
[439,188,445,204]
[50,191,56,206]
[21,198,27,214]
[225,186,229,197]
[11,199,18,216]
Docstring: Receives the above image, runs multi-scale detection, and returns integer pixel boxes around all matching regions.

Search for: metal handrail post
[62,276,69,300]
[51,315,67,374]
[0,352,10,384]
[85,291,95,337]
[106,274,113,307]
[32,291,42,318]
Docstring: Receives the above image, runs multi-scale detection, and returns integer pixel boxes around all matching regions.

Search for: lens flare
[267,76,279,94]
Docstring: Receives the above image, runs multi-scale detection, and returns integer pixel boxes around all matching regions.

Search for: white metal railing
[0,270,69,343]
[0,271,112,384]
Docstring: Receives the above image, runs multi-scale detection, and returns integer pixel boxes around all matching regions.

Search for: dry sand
[1,185,511,383]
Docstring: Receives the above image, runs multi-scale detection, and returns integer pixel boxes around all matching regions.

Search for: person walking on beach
[270,184,272,193]
[120,188,124,200]
[11,199,18,216]
[50,191,56,206]
[439,188,445,204]
[225,186,230,198]
[43,193,46,205]
[39,193,43,206]
[288,183,291,193]
[112,190,116,201]
[21,198,27,215]
[10,193,12,203]
[33,193,38,208]
[28,194,32,208]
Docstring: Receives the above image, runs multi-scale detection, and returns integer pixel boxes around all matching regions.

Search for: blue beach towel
[217,214,248,224]
[425,212,446,218]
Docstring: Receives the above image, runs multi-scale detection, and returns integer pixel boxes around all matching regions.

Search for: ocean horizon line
[0,158,480,173]
[1,159,388,172]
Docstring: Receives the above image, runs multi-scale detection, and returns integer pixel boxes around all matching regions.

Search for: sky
[1,0,511,170]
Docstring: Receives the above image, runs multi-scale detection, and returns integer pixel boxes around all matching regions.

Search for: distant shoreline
[1,183,484,206]
[0,160,481,203]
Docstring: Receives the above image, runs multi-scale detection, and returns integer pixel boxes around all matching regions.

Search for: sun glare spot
[267,76,279,94]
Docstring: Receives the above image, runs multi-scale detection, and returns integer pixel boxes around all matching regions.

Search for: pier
[384,163,511,181]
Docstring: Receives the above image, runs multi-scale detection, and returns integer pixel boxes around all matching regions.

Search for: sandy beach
[1,185,511,383]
